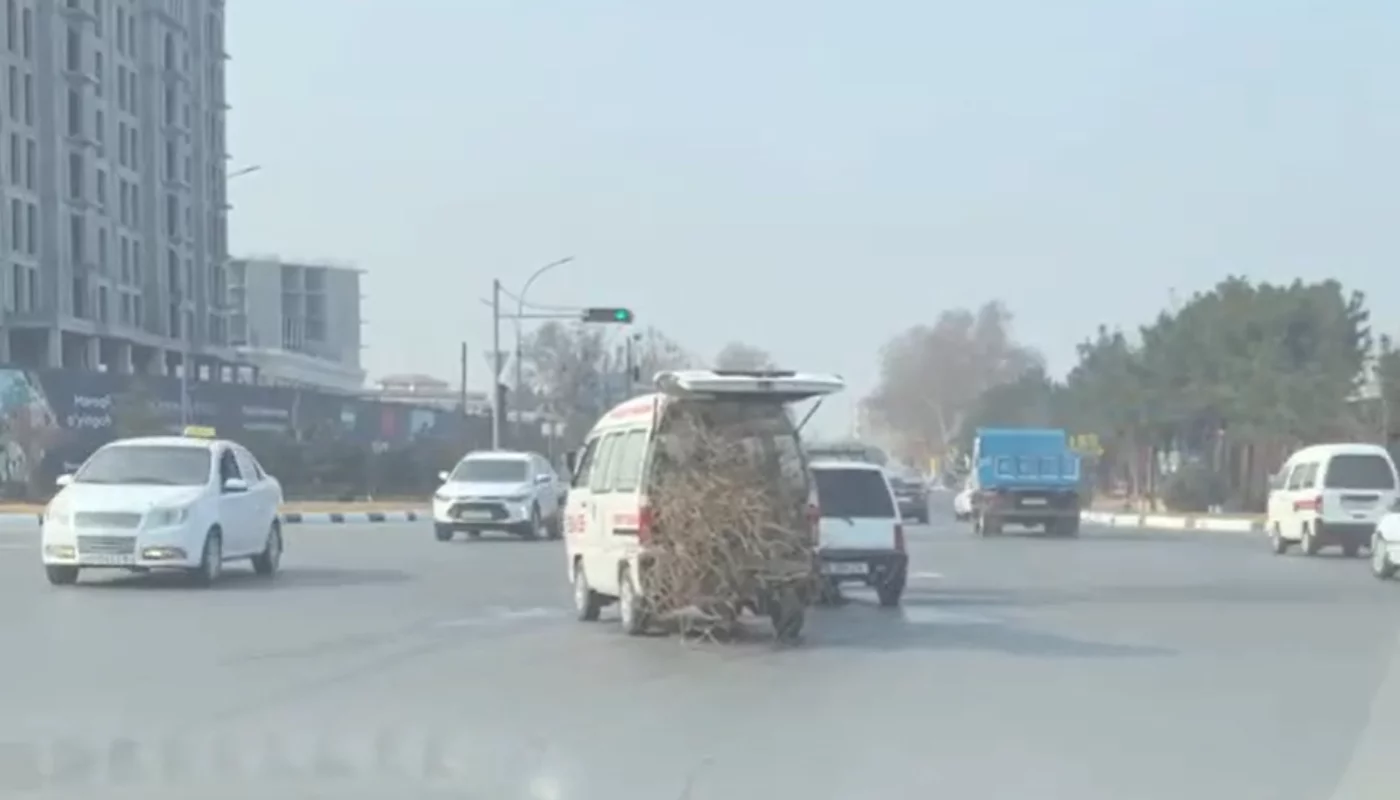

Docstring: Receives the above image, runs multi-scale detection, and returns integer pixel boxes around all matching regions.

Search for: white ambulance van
[563,369,843,638]
[1266,442,1400,557]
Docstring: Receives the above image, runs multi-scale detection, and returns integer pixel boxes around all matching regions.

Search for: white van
[1265,443,1400,557]
[808,460,907,606]
[563,369,843,638]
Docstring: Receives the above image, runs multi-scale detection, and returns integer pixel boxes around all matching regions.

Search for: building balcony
[60,2,98,24]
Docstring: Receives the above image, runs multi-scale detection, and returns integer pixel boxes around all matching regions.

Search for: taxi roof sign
[182,425,217,439]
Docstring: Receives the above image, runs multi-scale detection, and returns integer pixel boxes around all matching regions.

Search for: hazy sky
[227,0,1398,435]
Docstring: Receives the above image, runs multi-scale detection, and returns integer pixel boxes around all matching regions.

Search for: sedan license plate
[1020,498,1047,506]
[82,553,135,566]
[456,510,492,521]
[822,562,869,576]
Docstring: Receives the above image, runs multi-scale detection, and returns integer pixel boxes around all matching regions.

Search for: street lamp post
[514,256,576,409]
[182,164,262,426]
[488,256,575,449]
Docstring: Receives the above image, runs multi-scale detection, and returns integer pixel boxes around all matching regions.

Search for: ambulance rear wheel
[618,566,649,636]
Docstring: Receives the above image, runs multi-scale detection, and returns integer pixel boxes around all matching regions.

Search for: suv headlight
[147,506,191,528]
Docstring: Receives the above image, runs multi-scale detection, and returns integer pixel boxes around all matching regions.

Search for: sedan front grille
[77,535,137,555]
[74,511,143,529]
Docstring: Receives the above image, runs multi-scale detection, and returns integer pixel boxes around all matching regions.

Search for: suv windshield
[1323,454,1396,490]
[451,458,529,483]
[814,468,896,518]
[75,446,211,486]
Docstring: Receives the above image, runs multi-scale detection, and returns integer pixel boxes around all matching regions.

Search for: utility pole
[180,318,191,426]
[490,279,502,449]
[459,341,469,414]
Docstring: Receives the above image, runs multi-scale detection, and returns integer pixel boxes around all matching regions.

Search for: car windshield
[450,458,529,483]
[1323,454,1396,490]
[74,446,211,486]
[814,468,896,518]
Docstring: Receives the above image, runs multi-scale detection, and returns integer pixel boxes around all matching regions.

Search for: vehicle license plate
[456,509,492,520]
[822,562,869,576]
[82,553,136,566]
[1020,498,1047,506]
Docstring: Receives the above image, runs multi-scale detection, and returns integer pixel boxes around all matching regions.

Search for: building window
[66,26,81,72]
[24,201,35,255]
[67,88,82,136]
[24,138,33,190]
[164,193,177,237]
[69,213,85,266]
[21,7,31,59]
[68,151,84,199]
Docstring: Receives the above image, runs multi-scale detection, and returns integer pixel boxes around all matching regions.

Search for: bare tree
[634,327,697,381]
[714,342,776,371]
[523,323,697,444]
[521,322,611,444]
[863,301,1041,464]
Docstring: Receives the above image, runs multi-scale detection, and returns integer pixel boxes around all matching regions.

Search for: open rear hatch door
[655,370,844,404]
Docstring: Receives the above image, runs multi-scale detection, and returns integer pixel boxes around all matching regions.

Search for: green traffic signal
[582,307,634,324]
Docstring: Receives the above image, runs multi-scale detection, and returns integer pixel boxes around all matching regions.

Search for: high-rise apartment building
[228,256,366,392]
[0,0,233,380]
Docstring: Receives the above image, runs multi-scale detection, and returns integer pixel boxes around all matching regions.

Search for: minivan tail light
[893,523,905,553]
[637,505,654,544]
[1294,495,1323,513]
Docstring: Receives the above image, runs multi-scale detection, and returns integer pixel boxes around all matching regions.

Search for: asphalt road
[1,505,1398,800]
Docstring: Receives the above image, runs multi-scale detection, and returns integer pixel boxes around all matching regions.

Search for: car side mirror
[55,474,73,488]
[223,477,249,493]
[437,471,450,483]
[564,450,578,474]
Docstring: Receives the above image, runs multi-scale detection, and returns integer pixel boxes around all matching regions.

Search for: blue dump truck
[971,427,1082,537]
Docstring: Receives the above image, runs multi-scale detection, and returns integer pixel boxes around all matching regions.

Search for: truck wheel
[975,512,1000,537]
[1051,517,1080,538]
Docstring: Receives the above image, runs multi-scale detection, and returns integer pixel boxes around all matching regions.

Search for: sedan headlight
[146,506,191,527]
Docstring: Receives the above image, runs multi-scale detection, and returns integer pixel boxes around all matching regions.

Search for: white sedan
[1372,508,1400,580]
[40,430,284,587]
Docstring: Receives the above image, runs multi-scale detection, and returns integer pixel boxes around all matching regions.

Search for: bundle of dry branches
[643,414,816,636]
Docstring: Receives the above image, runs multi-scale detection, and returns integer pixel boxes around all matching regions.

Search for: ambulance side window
[611,430,648,493]
[588,435,620,493]
[572,437,600,488]
[593,432,630,495]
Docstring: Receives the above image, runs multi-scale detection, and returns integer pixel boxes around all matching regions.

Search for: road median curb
[0,509,426,526]
[1081,510,1263,533]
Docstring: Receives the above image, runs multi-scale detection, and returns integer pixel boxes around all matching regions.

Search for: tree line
[863,277,1396,513]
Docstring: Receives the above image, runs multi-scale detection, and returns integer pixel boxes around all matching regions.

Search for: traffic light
[581,307,634,324]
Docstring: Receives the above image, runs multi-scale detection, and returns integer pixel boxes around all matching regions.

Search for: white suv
[433,451,563,541]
